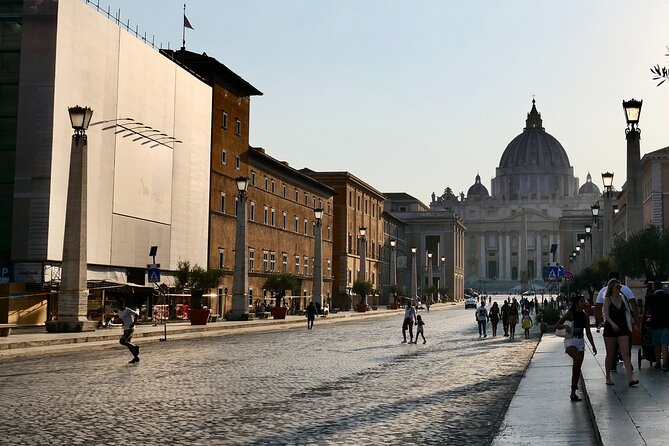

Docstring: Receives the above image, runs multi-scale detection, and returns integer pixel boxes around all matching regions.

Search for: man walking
[501,300,510,337]
[306,301,318,330]
[476,300,489,338]
[402,303,417,343]
[118,301,140,364]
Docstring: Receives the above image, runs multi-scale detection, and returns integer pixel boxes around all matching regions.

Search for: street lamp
[591,202,600,226]
[313,208,324,309]
[46,106,97,333]
[358,227,367,307]
[623,99,642,130]
[602,172,614,195]
[230,176,250,320]
[441,256,446,299]
[578,233,586,245]
[585,224,592,235]
[623,99,643,237]
[410,247,417,301]
[427,252,433,302]
[389,240,397,305]
[601,172,614,258]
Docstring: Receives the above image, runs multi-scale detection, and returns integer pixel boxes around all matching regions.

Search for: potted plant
[174,260,224,325]
[388,284,405,309]
[263,273,298,319]
[352,280,373,312]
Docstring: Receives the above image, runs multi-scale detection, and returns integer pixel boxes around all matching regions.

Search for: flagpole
[182,2,186,50]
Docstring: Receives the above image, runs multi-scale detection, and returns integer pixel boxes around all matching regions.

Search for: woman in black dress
[555,295,597,401]
[603,279,638,386]
[508,299,519,340]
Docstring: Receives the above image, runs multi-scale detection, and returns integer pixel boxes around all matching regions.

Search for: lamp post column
[358,227,367,305]
[231,177,249,320]
[47,106,96,333]
[390,240,397,305]
[410,247,417,302]
[427,253,433,302]
[441,256,446,301]
[623,99,643,238]
[313,209,323,308]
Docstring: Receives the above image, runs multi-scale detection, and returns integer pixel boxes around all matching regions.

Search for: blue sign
[545,264,564,281]
[147,266,160,283]
[0,265,10,284]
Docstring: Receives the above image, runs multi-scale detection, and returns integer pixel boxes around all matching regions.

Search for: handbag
[555,320,573,338]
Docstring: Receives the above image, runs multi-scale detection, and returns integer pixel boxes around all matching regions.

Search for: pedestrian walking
[402,303,417,343]
[476,300,488,338]
[521,309,533,339]
[415,315,426,344]
[117,301,140,364]
[426,298,431,313]
[555,294,597,401]
[603,279,639,387]
[306,301,317,330]
[646,279,669,371]
[501,300,510,336]
[508,298,519,340]
[489,301,500,337]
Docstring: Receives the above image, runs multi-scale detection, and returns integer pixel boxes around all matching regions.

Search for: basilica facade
[430,101,601,292]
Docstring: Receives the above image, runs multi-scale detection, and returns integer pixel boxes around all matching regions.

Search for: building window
[234,196,238,216]
[221,148,227,165]
[304,218,308,235]
[236,119,242,136]
[264,176,269,190]
[365,200,368,214]
[326,259,331,277]
[327,202,331,213]
[235,155,241,170]
[303,256,309,276]
[249,249,255,271]
[270,252,276,272]
[250,202,256,221]
[222,112,228,129]
[263,251,269,272]
[304,192,308,205]
[218,248,225,269]
[271,180,276,194]
[295,255,300,274]
[295,189,299,201]
[357,196,360,210]
[282,253,288,273]
[251,171,256,186]
[348,233,353,254]
[295,216,299,233]
[282,211,287,229]
[271,208,275,226]
[327,225,331,240]
[283,184,287,198]
[220,192,225,213]
[264,206,269,224]
[349,191,352,207]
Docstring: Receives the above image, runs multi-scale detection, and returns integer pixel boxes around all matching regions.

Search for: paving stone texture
[0,300,541,445]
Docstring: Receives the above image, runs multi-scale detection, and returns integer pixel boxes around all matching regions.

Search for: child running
[415,315,426,344]
[521,309,533,339]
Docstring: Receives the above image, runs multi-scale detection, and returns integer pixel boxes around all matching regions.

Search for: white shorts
[564,337,585,352]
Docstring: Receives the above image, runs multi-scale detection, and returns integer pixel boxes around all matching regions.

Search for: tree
[611,225,669,280]
[388,284,405,301]
[263,273,298,307]
[651,46,669,86]
[571,258,613,302]
[352,280,374,305]
[173,260,224,309]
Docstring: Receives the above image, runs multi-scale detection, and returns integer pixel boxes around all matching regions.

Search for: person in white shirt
[118,301,140,364]
[476,301,489,338]
[402,304,417,343]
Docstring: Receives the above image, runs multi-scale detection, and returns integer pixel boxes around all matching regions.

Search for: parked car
[522,290,535,296]
[465,296,477,309]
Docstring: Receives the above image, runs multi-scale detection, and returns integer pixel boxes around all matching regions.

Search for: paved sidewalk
[0,304,439,360]
[492,334,598,445]
[582,329,669,446]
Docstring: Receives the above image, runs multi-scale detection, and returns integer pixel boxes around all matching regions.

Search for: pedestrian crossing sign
[147,265,160,283]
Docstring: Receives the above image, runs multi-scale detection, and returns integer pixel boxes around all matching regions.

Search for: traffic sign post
[563,271,574,283]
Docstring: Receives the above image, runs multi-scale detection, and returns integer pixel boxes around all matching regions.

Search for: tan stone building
[164,49,334,315]
[302,170,384,309]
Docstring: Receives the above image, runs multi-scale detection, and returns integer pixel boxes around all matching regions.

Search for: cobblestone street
[0,299,540,445]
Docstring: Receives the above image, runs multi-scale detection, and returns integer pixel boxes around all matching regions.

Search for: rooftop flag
[184,15,193,30]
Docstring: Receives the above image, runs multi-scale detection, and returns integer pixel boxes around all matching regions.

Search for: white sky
[100,0,669,203]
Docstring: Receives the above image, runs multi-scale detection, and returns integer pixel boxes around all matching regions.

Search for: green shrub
[540,306,561,325]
